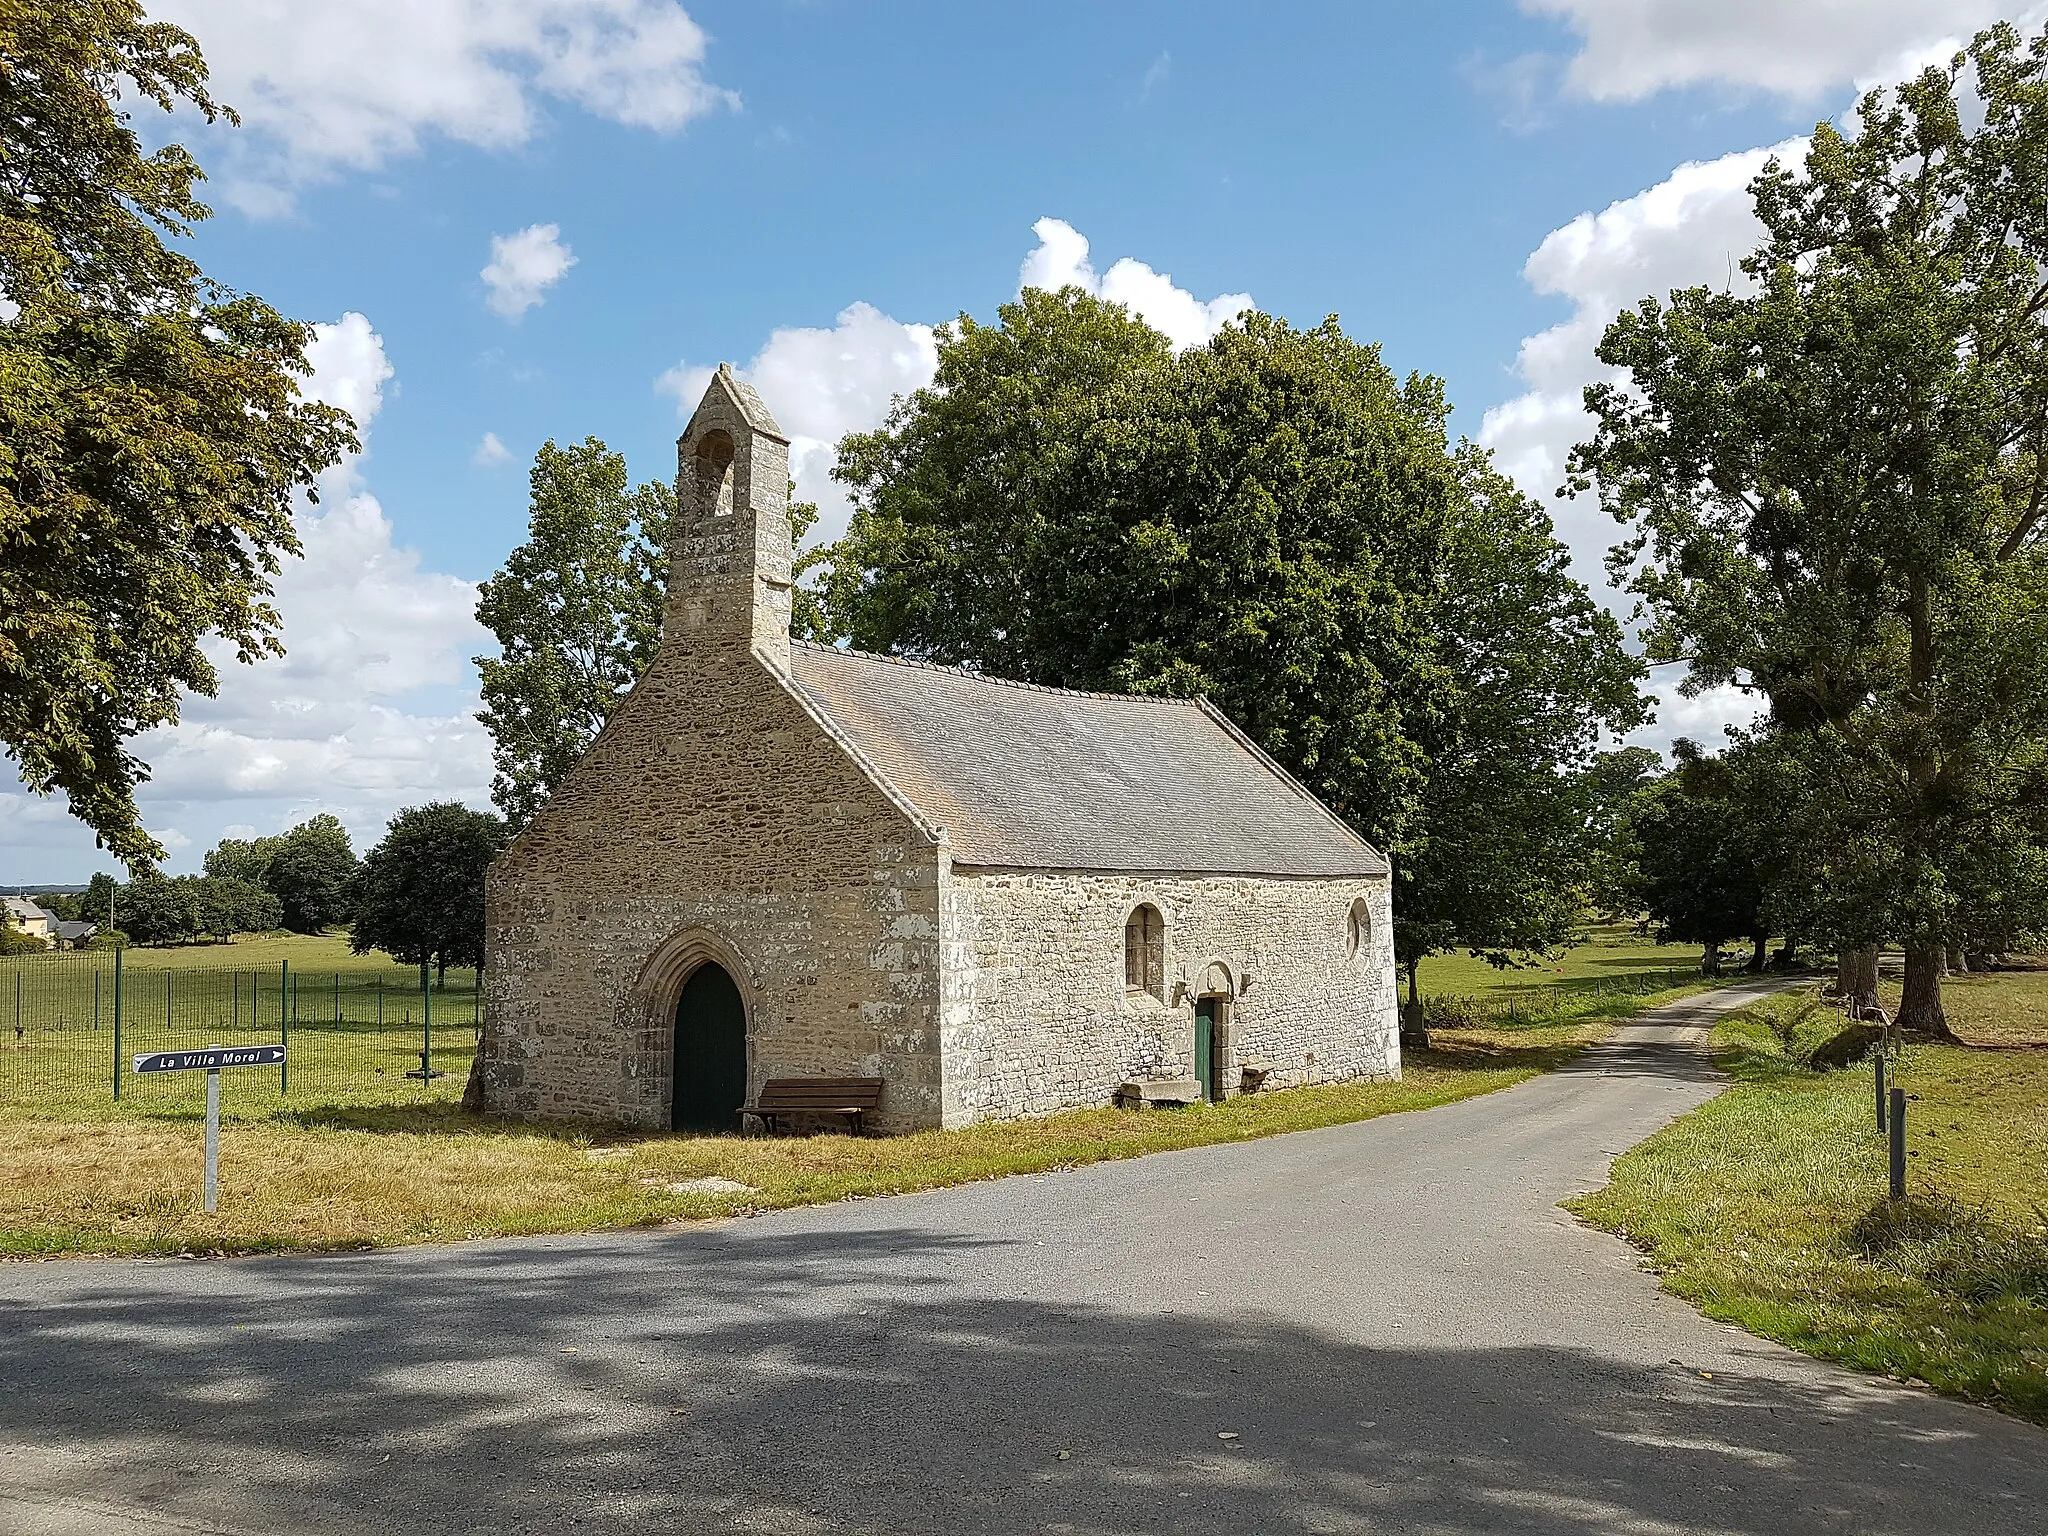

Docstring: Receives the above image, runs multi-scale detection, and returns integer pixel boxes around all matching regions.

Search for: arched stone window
[1347,897,1372,960]
[694,429,735,517]
[1125,903,1165,1000]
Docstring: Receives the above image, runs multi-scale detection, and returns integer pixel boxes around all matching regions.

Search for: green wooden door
[672,962,747,1132]
[1195,998,1217,1103]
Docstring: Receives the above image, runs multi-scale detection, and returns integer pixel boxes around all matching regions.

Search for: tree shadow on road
[2,1220,2040,1535]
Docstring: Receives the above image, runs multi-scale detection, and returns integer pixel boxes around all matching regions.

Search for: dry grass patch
[1,1018,1614,1260]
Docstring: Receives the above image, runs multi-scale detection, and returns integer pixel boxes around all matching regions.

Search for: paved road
[2,979,2043,1534]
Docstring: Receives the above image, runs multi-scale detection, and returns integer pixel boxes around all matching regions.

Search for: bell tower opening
[694,429,735,518]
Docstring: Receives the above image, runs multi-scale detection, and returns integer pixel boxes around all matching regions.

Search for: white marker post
[132,1043,288,1214]
[204,1046,220,1213]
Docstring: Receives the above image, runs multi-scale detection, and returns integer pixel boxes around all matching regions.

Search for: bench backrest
[753,1076,885,1111]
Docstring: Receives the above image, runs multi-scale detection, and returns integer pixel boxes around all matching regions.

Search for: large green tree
[0,1,357,865]
[819,291,1645,983]
[473,439,675,829]
[1622,740,1774,975]
[348,802,507,984]
[1573,23,2048,1033]
[203,814,358,933]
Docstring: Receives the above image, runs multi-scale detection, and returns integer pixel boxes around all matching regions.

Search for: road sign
[132,1044,287,1075]
[131,1043,287,1212]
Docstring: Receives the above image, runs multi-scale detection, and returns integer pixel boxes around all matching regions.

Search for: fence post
[280,960,290,1094]
[422,964,433,1087]
[111,947,123,1099]
[1874,1053,1887,1131]
[1888,1085,1907,1198]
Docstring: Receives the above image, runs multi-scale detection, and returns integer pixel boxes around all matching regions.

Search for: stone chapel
[479,367,1400,1132]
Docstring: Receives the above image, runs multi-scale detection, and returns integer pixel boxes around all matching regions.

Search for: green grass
[1572,971,2048,1425]
[0,1019,1613,1260]
[80,931,451,976]
[1415,920,1714,999]
[1414,921,1720,1028]
[1,934,479,1111]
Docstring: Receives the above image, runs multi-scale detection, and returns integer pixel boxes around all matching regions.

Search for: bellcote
[665,364,794,673]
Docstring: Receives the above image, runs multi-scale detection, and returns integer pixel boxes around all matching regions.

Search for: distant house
[52,920,99,950]
[3,896,54,943]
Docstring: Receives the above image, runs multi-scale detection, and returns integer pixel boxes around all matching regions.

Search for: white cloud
[1019,217,1252,351]
[2,313,493,874]
[1479,140,1795,595]
[659,303,939,545]
[1479,146,1797,758]
[472,431,511,467]
[656,220,1255,544]
[1525,0,2012,101]
[1139,51,1172,102]
[151,0,736,211]
[482,224,576,320]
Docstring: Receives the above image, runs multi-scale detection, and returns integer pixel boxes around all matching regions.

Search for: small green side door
[1194,998,1217,1103]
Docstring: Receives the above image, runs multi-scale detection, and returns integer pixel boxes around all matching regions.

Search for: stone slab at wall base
[1115,1077,1204,1108]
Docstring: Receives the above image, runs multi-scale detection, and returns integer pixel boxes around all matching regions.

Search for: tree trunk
[1946,944,1968,974]
[1746,932,1769,973]
[1775,936,1800,971]
[1836,945,1879,1011]
[1898,943,1958,1039]
[1700,944,1722,977]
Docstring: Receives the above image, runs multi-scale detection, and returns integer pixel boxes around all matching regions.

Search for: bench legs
[737,1109,864,1136]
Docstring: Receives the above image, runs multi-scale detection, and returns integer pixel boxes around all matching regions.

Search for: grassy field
[1413,921,1715,1024]
[1,933,479,1111]
[0,1015,1627,1261]
[1572,967,2048,1425]
[63,931,467,977]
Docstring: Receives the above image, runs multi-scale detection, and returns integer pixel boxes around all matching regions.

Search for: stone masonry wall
[482,641,947,1131]
[938,867,1398,1125]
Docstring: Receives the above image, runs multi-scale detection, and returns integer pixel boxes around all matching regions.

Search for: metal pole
[280,960,290,1094]
[112,946,123,1100]
[1875,1053,1887,1131]
[1888,1086,1907,1199]
[423,964,433,1084]
[204,1042,220,1214]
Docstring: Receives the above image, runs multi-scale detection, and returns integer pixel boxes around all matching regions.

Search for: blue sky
[1,0,2019,882]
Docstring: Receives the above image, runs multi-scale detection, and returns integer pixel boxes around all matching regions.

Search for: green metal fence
[1,950,479,1110]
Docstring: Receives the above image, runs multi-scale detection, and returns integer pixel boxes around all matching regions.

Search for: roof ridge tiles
[789,638,1201,706]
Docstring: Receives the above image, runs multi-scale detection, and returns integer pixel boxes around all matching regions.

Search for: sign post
[133,1043,287,1213]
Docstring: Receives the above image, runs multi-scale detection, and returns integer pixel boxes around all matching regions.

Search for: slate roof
[787,642,1388,878]
[4,896,51,928]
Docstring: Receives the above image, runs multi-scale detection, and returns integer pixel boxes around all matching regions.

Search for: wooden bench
[740,1076,885,1135]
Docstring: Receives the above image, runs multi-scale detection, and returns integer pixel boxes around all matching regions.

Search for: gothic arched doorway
[672,961,747,1132]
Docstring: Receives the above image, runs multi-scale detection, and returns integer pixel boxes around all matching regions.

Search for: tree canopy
[202,814,359,933]
[0,0,357,865]
[473,439,674,829]
[110,872,279,945]
[815,291,1645,979]
[348,802,507,983]
[1572,21,2048,1029]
